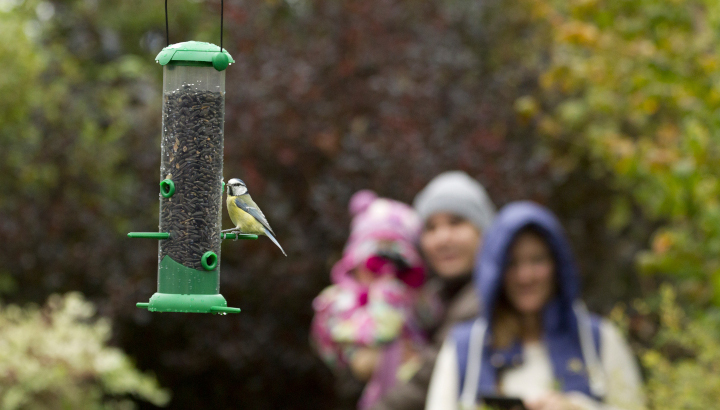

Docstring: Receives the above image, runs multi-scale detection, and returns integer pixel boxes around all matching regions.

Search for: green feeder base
[136,293,240,314]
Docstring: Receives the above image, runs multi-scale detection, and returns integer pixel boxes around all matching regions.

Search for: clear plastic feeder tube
[159,64,225,278]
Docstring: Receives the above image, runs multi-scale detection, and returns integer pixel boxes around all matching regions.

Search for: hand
[525,392,581,410]
[348,347,380,381]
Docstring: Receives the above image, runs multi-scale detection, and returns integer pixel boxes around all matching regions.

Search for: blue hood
[454,202,605,403]
[474,201,580,330]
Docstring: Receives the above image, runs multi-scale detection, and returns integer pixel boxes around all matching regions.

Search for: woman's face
[504,232,555,316]
[420,213,481,279]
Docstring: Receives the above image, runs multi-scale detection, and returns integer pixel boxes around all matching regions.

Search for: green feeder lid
[156,41,234,71]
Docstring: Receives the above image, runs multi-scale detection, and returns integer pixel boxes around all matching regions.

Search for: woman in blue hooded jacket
[426,202,644,410]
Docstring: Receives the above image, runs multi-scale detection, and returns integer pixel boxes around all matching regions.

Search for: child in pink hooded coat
[311,190,437,409]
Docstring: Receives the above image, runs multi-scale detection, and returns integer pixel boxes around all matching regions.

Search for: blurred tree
[524,0,720,306]
[611,286,720,410]
[520,0,720,406]
[0,292,169,409]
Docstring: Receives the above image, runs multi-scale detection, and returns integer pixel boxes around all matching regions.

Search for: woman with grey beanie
[370,171,496,410]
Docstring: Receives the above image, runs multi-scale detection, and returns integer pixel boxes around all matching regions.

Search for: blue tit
[223,178,287,256]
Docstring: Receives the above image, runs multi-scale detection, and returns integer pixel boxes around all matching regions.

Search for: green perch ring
[160,179,175,198]
[201,251,218,271]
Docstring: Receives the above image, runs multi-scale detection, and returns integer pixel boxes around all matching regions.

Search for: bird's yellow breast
[227,196,265,235]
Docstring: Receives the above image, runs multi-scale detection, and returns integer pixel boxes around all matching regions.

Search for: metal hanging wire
[165,0,169,46]
[220,0,224,51]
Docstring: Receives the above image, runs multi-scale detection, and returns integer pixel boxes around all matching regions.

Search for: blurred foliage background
[0,293,169,409]
[1,0,719,408]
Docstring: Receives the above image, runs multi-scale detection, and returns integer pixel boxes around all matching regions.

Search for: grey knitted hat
[413,171,496,231]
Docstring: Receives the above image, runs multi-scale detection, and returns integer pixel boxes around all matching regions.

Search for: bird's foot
[221,229,244,240]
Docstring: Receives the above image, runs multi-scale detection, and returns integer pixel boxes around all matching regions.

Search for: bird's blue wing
[234,197,275,235]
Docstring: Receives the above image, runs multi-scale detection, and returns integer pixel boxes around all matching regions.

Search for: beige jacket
[426,319,646,410]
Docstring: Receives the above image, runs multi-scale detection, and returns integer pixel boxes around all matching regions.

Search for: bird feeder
[129,41,255,314]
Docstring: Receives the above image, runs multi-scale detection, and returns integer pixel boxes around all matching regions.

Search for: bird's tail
[264,228,287,256]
